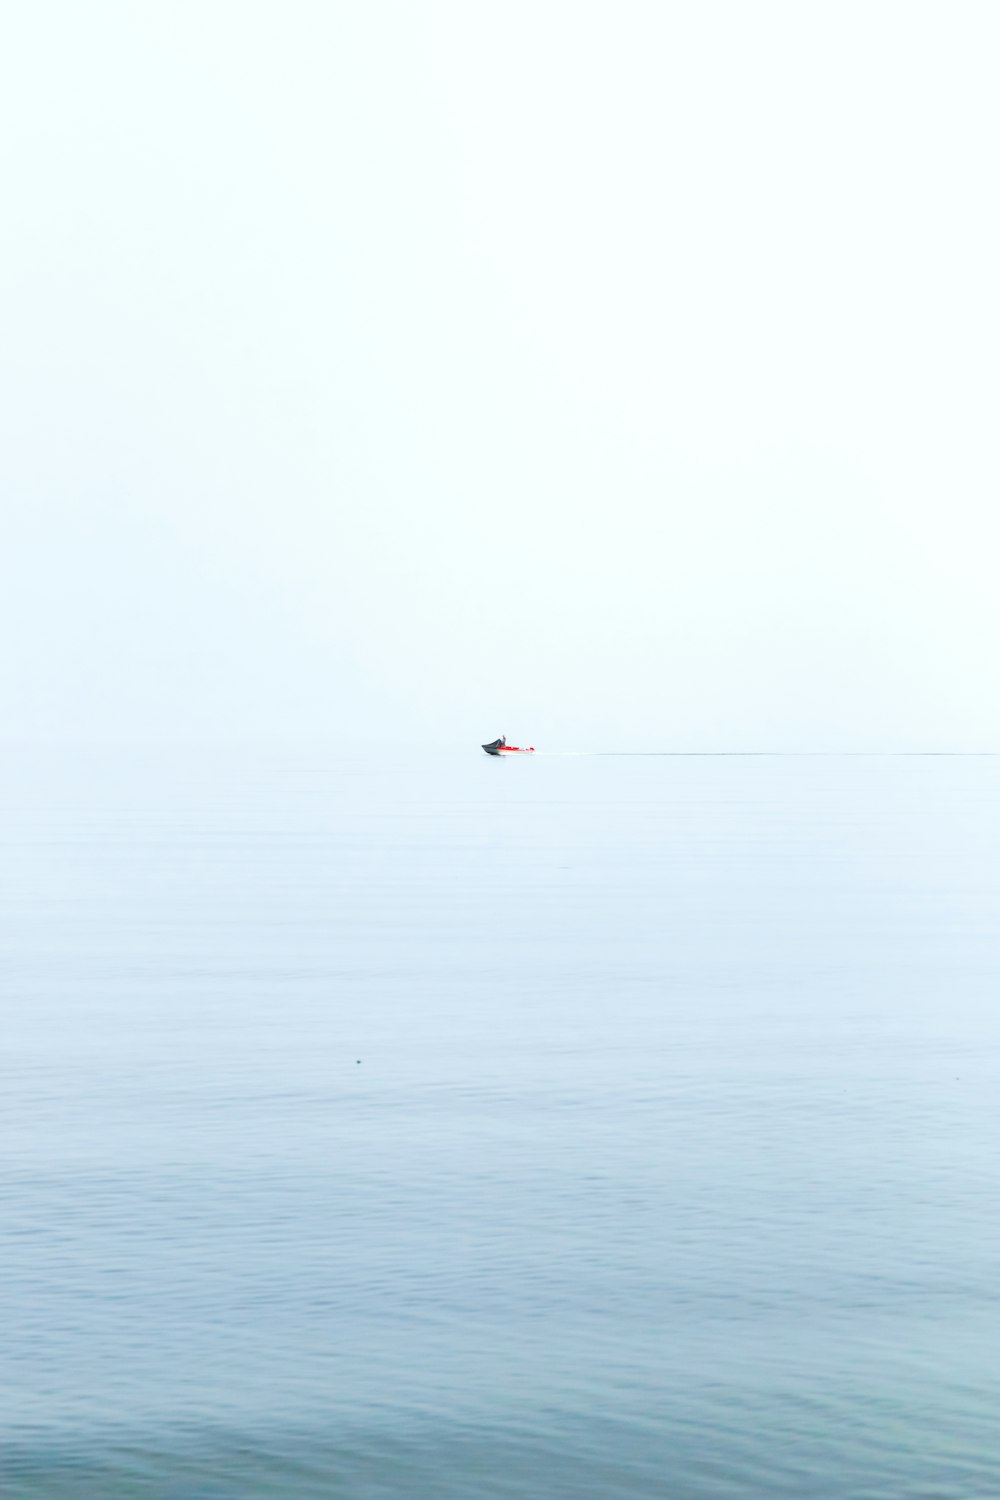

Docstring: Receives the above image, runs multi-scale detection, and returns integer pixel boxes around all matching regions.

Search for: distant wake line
[534,751,1000,758]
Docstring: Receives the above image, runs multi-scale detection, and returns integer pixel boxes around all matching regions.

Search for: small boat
[482,736,535,755]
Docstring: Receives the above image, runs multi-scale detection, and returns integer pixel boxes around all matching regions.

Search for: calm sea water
[3,747,1000,1498]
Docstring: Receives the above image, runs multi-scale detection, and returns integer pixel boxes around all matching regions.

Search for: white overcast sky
[3,1,998,750]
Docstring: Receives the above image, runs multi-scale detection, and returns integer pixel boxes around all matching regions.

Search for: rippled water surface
[3,748,1000,1497]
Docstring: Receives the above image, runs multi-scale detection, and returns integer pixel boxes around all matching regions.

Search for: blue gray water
[3,748,1000,1498]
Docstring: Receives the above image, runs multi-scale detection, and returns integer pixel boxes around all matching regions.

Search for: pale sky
[3,1,998,750]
